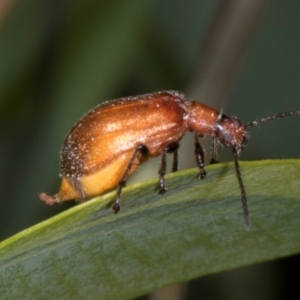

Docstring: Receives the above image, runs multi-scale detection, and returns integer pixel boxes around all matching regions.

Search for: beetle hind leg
[111,183,124,213]
[111,144,148,213]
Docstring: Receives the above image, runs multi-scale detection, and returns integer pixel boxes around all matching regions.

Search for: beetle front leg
[194,134,206,179]
[112,144,148,213]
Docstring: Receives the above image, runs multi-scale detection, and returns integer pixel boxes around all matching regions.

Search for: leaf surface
[1,160,300,299]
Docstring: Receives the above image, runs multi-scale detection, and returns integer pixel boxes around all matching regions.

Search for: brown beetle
[39,90,300,229]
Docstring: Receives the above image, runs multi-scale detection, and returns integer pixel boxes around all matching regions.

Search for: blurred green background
[0,1,299,299]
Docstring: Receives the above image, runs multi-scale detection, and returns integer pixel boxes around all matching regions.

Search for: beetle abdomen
[60,91,188,178]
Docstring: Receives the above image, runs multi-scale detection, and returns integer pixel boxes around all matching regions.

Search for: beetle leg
[194,134,206,179]
[157,142,180,194]
[111,144,147,213]
[165,142,180,172]
[210,137,219,164]
[172,147,179,172]
[158,149,167,194]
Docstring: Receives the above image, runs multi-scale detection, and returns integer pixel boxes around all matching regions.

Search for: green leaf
[1,160,299,299]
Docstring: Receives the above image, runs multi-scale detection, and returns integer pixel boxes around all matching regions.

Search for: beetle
[39,90,300,229]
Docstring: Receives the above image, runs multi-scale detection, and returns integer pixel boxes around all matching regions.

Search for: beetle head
[215,115,248,154]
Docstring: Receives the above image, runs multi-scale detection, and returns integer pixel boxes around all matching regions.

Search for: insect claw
[197,170,206,180]
[158,187,167,194]
[111,201,120,213]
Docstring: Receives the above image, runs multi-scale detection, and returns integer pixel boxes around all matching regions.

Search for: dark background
[0,1,299,299]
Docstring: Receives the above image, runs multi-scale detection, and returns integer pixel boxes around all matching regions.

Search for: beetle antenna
[246,110,300,128]
[232,147,250,230]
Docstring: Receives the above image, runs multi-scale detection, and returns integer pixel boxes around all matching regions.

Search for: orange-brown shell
[55,91,190,201]
[61,91,189,177]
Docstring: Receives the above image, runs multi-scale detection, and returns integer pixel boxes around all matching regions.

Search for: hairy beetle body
[41,91,220,204]
[40,90,299,229]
